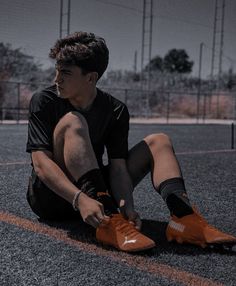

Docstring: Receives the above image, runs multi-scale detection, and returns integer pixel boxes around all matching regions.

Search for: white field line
[0,149,235,166]
[176,149,236,155]
[0,161,30,166]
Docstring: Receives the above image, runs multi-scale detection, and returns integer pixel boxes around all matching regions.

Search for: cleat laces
[112,216,138,238]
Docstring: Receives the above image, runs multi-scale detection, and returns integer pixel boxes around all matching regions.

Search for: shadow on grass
[39,217,236,256]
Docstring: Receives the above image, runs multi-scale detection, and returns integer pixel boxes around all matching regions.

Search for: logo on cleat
[169,220,185,232]
[123,236,137,245]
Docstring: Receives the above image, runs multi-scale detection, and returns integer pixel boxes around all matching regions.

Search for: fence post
[197,42,203,124]
[17,83,20,124]
[231,123,234,149]
[234,90,236,122]
[203,92,207,122]
[196,90,200,124]
[124,89,128,106]
[166,92,170,124]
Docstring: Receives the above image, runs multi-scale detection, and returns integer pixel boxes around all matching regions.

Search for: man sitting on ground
[26,31,236,252]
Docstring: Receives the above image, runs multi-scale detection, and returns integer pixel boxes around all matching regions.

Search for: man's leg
[126,134,181,187]
[53,111,98,182]
[126,134,193,218]
[29,111,114,220]
[52,111,118,214]
[126,134,236,247]
[53,112,155,251]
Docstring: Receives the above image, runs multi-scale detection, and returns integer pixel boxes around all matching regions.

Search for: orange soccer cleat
[166,208,236,248]
[96,214,155,252]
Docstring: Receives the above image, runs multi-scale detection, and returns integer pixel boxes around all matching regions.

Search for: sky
[0,0,236,78]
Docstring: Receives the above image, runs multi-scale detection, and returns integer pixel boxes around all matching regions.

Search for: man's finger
[135,218,142,230]
[99,203,105,217]
[85,216,101,228]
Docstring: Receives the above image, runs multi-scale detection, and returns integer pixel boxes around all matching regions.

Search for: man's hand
[77,192,107,228]
[121,208,142,231]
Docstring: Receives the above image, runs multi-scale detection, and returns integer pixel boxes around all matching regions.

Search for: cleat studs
[200,243,207,248]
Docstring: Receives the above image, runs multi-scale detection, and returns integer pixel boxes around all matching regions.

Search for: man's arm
[109,159,142,230]
[32,150,105,227]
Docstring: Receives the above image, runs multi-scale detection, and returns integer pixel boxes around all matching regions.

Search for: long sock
[75,169,118,215]
[157,177,193,218]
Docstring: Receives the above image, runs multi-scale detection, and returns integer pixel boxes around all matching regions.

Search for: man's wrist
[72,190,82,211]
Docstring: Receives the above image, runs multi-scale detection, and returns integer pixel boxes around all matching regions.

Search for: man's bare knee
[54,111,88,138]
[144,133,172,154]
[59,111,88,129]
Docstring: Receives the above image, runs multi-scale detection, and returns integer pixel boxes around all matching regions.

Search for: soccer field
[0,123,235,286]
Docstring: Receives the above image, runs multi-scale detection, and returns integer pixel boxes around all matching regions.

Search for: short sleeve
[105,104,129,159]
[26,92,55,153]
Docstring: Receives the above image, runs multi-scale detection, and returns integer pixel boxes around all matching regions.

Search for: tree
[0,43,42,82]
[145,55,163,72]
[163,49,193,74]
[0,43,47,119]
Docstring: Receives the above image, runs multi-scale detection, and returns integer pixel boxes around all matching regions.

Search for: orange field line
[0,211,223,286]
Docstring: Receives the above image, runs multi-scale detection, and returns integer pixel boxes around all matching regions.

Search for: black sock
[157,177,193,218]
[75,169,118,215]
[96,194,119,216]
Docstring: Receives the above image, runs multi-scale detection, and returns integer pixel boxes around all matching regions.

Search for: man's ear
[88,72,98,84]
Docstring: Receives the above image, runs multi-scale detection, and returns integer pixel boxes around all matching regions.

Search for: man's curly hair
[49,32,109,80]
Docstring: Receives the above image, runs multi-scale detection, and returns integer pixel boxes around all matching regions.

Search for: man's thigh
[27,170,81,220]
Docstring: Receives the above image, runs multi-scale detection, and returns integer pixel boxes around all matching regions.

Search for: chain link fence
[0,81,236,123]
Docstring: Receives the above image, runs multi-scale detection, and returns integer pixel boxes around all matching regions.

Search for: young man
[26,32,236,252]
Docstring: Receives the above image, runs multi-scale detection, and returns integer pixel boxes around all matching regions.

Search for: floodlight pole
[59,0,71,39]
[140,0,153,117]
[217,0,225,118]
[197,42,204,123]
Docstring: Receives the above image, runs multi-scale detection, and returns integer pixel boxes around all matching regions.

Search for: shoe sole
[123,243,156,252]
[97,240,155,252]
[167,235,236,250]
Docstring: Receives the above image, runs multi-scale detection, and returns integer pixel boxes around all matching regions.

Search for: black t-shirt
[26,85,130,167]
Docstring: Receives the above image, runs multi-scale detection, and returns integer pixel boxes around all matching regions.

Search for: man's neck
[69,88,97,110]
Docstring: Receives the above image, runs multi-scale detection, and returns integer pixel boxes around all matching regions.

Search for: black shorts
[26,167,111,220]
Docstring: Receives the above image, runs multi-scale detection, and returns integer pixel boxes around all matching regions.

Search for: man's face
[54,65,90,99]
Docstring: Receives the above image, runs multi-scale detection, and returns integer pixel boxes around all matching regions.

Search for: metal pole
[197,42,203,123]
[147,0,153,92]
[124,89,128,106]
[217,0,225,118]
[67,0,71,35]
[211,0,217,78]
[141,0,146,84]
[60,0,63,38]
[203,92,207,122]
[133,50,137,73]
[17,83,20,124]
[166,92,170,124]
[234,90,236,121]
[231,123,234,149]
[209,0,218,116]
[218,0,225,85]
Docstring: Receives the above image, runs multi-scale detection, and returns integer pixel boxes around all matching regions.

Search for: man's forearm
[33,153,80,204]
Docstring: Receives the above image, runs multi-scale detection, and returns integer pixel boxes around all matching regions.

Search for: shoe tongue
[112,213,124,220]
